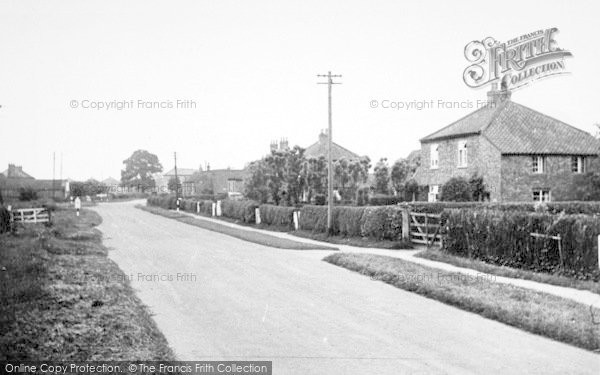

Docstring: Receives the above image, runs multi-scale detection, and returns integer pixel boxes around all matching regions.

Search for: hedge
[147,195,214,216]
[220,200,259,223]
[259,205,297,228]
[368,195,405,206]
[401,201,600,215]
[442,209,600,279]
[0,206,10,234]
[298,205,404,240]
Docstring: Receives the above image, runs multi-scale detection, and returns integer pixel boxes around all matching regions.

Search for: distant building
[0,164,69,201]
[182,168,248,197]
[414,86,599,202]
[304,130,361,160]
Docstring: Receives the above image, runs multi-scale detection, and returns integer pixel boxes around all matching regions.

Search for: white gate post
[293,211,299,231]
[212,202,216,217]
[216,200,222,217]
[255,208,261,225]
[197,201,200,214]
[598,235,600,270]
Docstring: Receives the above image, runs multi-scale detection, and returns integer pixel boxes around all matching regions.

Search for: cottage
[414,86,599,202]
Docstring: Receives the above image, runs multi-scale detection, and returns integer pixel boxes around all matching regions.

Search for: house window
[532,189,551,202]
[428,185,439,202]
[571,156,585,173]
[430,144,439,169]
[457,141,467,168]
[532,156,545,173]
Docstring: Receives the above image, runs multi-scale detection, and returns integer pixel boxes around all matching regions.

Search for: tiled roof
[305,140,360,160]
[421,99,599,155]
[163,168,197,176]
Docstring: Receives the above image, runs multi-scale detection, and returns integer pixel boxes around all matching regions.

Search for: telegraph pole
[174,152,179,201]
[317,71,342,234]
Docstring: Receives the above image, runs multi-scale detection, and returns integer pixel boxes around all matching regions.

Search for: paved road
[94,202,599,374]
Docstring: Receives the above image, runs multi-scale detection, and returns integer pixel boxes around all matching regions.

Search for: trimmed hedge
[259,205,297,228]
[402,201,600,215]
[0,206,10,234]
[443,209,600,279]
[368,195,405,206]
[298,205,404,240]
[147,195,214,216]
[221,199,259,223]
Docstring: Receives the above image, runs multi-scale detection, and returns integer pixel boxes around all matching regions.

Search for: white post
[216,200,222,217]
[212,202,216,217]
[255,208,261,225]
[598,235,600,270]
[196,201,200,214]
[293,211,299,231]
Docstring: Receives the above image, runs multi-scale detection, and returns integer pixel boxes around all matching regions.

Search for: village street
[94,201,599,375]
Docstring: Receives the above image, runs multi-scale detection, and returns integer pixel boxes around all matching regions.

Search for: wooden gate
[10,207,52,224]
[409,212,443,247]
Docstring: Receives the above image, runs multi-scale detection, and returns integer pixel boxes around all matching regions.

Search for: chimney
[487,80,511,105]
[318,129,328,143]
[270,140,278,152]
[279,138,289,151]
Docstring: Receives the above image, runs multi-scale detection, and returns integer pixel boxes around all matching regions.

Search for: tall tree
[373,158,390,194]
[391,159,410,196]
[121,150,163,192]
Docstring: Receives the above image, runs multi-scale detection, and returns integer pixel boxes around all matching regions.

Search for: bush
[368,194,404,206]
[259,205,297,228]
[221,199,259,223]
[19,187,38,201]
[440,177,472,202]
[399,201,600,215]
[0,206,10,233]
[314,194,326,206]
[443,209,600,279]
[360,206,403,240]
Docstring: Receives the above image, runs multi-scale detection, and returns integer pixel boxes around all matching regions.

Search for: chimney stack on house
[487,81,512,105]
[318,129,329,143]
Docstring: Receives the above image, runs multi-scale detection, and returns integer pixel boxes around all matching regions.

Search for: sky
[1,0,599,180]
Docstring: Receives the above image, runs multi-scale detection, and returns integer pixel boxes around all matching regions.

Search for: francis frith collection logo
[463,27,572,90]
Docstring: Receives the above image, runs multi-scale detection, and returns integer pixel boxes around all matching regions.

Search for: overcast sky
[1,0,599,180]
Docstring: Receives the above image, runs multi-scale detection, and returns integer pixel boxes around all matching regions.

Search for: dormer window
[430,144,439,169]
[457,141,467,168]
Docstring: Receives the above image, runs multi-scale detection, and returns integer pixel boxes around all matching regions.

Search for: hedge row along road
[92,201,598,375]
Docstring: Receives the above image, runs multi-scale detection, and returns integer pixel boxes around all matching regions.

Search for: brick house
[0,164,69,201]
[414,87,599,202]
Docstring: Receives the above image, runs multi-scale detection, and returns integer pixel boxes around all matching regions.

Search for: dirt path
[93,202,599,374]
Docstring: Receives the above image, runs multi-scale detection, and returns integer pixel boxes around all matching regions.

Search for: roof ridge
[480,100,510,134]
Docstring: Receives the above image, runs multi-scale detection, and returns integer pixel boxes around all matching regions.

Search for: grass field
[416,249,600,295]
[138,205,338,251]
[0,207,176,360]
[324,252,600,352]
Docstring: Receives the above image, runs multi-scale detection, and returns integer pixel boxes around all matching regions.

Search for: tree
[469,174,489,201]
[441,177,472,202]
[19,186,37,201]
[404,179,419,201]
[391,159,410,196]
[301,156,328,203]
[167,176,181,194]
[121,150,163,192]
[570,172,600,200]
[244,160,270,203]
[373,158,390,194]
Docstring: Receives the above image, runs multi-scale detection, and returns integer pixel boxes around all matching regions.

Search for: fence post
[255,208,261,225]
[197,201,200,214]
[401,208,410,240]
[598,235,600,270]
[216,200,222,217]
[212,202,216,217]
[293,211,299,231]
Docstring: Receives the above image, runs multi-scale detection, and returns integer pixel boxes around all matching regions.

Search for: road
[94,202,599,374]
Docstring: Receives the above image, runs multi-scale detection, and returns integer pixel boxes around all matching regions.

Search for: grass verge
[292,230,413,250]
[0,207,176,360]
[138,205,337,251]
[323,252,600,352]
[416,249,600,295]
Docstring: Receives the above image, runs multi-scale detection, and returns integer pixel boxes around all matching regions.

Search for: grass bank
[0,207,176,360]
[292,230,413,250]
[416,249,600,295]
[138,205,337,251]
[324,252,600,352]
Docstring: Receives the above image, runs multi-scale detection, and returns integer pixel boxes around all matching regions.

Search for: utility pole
[317,71,342,234]
[52,152,56,200]
[174,152,180,198]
